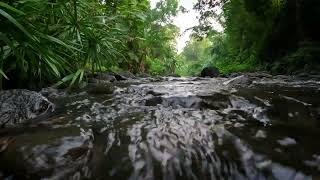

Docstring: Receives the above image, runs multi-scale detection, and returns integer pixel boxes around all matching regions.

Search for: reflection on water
[0,75,319,179]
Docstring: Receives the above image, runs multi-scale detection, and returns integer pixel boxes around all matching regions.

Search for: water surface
[0,76,319,180]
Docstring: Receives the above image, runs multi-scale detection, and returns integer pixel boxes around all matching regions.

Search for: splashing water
[0,75,319,179]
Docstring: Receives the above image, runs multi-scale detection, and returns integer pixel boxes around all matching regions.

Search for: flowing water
[0,75,320,180]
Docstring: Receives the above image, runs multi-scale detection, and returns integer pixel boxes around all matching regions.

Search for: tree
[193,0,320,74]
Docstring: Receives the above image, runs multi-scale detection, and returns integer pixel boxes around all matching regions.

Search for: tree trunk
[295,0,304,43]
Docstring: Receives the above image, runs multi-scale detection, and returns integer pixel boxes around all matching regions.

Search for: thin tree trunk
[295,0,304,43]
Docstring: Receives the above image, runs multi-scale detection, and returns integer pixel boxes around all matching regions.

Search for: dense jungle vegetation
[0,0,180,89]
[1,0,320,89]
[178,0,320,76]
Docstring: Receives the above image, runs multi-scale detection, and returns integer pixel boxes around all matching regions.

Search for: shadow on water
[0,76,320,179]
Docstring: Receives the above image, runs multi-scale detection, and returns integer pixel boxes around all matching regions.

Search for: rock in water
[95,73,117,82]
[0,89,55,127]
[113,71,136,81]
[200,66,220,78]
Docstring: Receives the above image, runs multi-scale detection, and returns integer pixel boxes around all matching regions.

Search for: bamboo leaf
[70,69,82,87]
[78,69,84,83]
[44,35,81,52]
[0,69,9,80]
[0,2,25,15]
[0,9,33,40]
[55,73,74,86]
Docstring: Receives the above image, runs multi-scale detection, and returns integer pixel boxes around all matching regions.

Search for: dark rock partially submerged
[93,73,117,82]
[88,71,137,84]
[200,66,220,78]
[87,84,115,95]
[40,87,66,98]
[112,71,136,81]
[88,78,112,84]
[0,89,55,127]
[137,73,151,78]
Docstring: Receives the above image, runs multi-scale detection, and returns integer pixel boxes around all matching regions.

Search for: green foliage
[270,43,320,74]
[144,1,180,75]
[177,33,257,76]
[0,0,180,89]
[194,0,320,74]
[176,38,213,76]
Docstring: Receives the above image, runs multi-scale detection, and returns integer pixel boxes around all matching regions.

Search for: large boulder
[0,89,55,127]
[200,66,220,78]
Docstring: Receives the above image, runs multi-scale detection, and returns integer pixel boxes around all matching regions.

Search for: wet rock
[146,90,164,96]
[247,72,273,78]
[254,130,267,138]
[310,74,320,80]
[296,72,310,78]
[274,75,291,80]
[200,66,220,78]
[228,72,243,78]
[40,87,66,98]
[234,122,245,128]
[0,89,55,127]
[277,137,297,146]
[200,93,230,110]
[162,96,202,108]
[88,78,112,84]
[63,146,90,160]
[113,71,136,81]
[145,96,163,106]
[66,99,90,109]
[149,76,164,82]
[223,72,272,86]
[167,74,181,77]
[145,90,206,109]
[95,73,116,82]
[137,73,151,78]
[304,155,320,171]
[223,75,252,87]
[88,85,115,95]
[20,135,93,179]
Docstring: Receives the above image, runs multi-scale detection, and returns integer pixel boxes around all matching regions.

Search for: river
[0,74,320,179]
